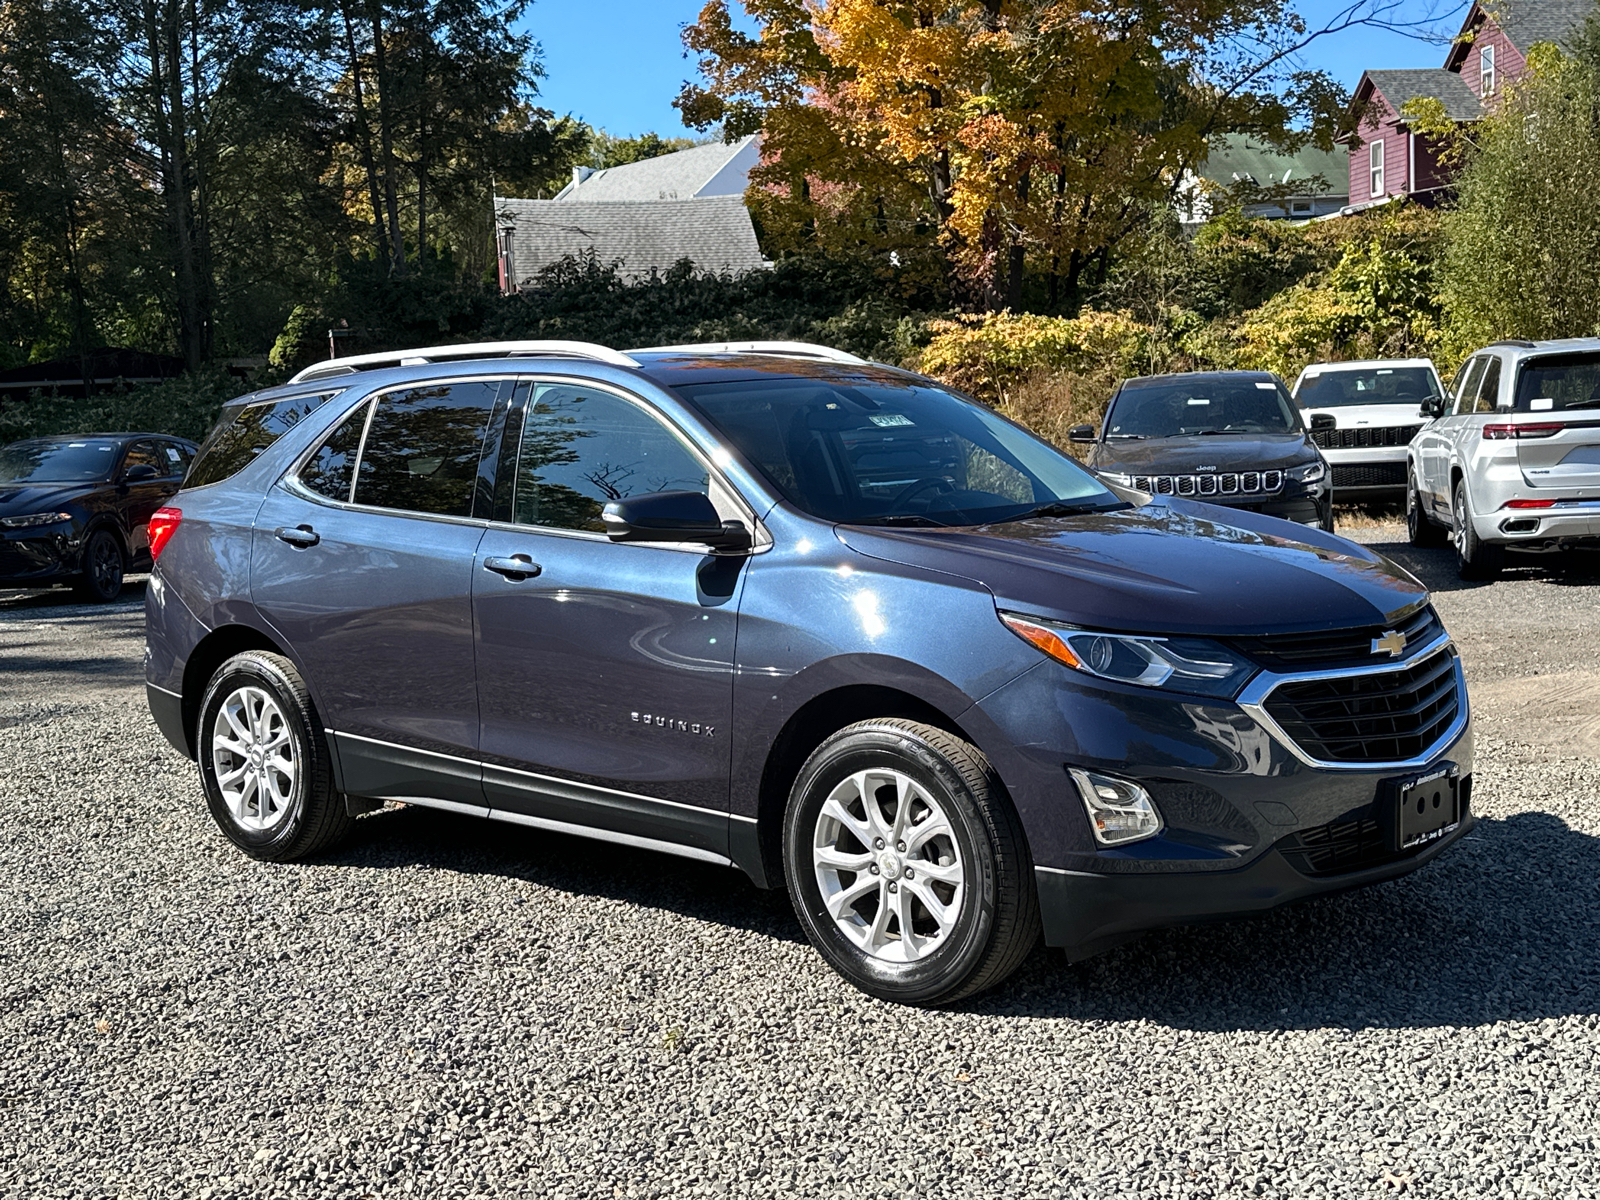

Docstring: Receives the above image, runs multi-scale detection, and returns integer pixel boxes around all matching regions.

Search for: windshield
[1105,377,1300,438]
[1296,366,1441,408]
[674,377,1121,526]
[0,440,120,483]
[1513,352,1600,412]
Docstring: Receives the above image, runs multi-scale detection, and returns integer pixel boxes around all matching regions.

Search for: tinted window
[1106,377,1299,438]
[513,384,708,532]
[0,439,120,483]
[122,441,161,477]
[1474,357,1502,414]
[677,377,1117,526]
[1513,352,1600,412]
[354,383,499,517]
[185,392,336,489]
[299,401,371,502]
[1296,366,1440,407]
[157,441,190,477]
[1453,358,1485,415]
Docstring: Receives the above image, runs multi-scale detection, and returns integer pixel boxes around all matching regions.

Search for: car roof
[1119,370,1278,390]
[628,351,920,390]
[6,432,197,445]
[1298,358,1436,373]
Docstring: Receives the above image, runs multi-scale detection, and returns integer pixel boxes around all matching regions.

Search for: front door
[251,379,509,807]
[472,380,746,860]
[118,439,170,562]
[1421,357,1482,517]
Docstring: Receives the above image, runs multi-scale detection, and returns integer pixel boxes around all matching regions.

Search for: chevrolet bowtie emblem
[1372,629,1407,657]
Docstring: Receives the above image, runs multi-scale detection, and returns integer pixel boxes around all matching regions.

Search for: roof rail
[1487,340,1536,349]
[629,340,868,365]
[288,340,638,384]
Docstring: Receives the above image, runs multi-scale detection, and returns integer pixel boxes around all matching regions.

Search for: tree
[678,1,1406,311]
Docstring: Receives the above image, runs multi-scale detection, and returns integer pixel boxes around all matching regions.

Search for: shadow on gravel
[1367,542,1600,593]
[0,579,148,614]
[331,805,807,944]
[982,810,1600,1030]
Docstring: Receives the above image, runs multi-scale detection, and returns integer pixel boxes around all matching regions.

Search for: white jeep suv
[1407,338,1600,579]
[1291,359,1445,501]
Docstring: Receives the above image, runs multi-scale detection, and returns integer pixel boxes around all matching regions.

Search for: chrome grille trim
[1131,470,1283,497]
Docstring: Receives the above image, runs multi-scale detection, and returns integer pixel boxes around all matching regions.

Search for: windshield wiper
[1105,433,1146,440]
[1195,429,1252,435]
[1013,500,1129,521]
[853,513,950,527]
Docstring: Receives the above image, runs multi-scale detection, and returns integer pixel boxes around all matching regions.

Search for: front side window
[0,439,119,483]
[1369,140,1384,196]
[121,440,162,477]
[1513,352,1600,412]
[353,382,500,518]
[1481,43,1495,96]
[158,441,191,477]
[1296,366,1441,408]
[1453,358,1486,415]
[185,391,336,489]
[677,376,1119,527]
[1474,357,1502,413]
[1105,377,1301,439]
[512,383,709,532]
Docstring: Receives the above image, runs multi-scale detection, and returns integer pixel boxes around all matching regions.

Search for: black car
[1073,371,1334,530]
[0,433,197,601]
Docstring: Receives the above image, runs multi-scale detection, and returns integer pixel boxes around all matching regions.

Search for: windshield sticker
[869,414,914,427]
[1254,382,1276,390]
[1303,367,1321,377]
[1377,369,1393,374]
[1531,397,1555,411]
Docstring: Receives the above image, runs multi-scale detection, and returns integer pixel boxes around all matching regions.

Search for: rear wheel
[783,719,1039,1006]
[74,528,124,601]
[198,651,353,861]
[1453,478,1503,580]
[1407,472,1446,547]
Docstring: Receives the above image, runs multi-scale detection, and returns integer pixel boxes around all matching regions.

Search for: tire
[1407,472,1446,547]
[74,528,125,602]
[1318,498,1336,534]
[197,651,353,861]
[1452,477,1503,581]
[783,719,1040,1006]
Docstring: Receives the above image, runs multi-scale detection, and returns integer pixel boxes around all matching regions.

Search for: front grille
[1311,424,1421,450]
[1261,645,1461,764]
[1130,470,1283,497]
[1332,462,1407,489]
[1229,604,1442,671]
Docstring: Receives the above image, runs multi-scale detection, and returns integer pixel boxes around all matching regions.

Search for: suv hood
[1299,402,1430,429]
[0,483,88,516]
[836,499,1425,637]
[1087,433,1316,474]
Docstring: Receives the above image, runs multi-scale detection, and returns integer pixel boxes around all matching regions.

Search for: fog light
[1069,768,1163,846]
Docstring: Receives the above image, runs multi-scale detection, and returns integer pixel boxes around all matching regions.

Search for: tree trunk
[1006,165,1029,311]
[144,0,206,369]
[338,0,390,264]
[368,1,405,276]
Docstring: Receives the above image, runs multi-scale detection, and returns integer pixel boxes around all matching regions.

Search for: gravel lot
[3,530,1599,1200]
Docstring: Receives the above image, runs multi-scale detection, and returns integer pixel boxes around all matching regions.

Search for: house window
[1290,200,1312,216]
[1482,44,1495,96]
[1369,140,1384,197]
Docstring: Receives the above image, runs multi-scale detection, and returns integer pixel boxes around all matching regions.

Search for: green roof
[1197,134,1346,193]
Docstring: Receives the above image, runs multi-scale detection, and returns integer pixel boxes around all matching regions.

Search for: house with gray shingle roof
[493,136,767,291]
[1338,1,1596,212]
[1177,134,1349,225]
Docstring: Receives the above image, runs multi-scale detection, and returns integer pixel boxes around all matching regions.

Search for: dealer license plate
[1391,767,1460,851]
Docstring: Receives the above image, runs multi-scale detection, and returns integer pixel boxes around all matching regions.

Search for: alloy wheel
[811,767,965,963]
[1453,489,1469,558]
[89,533,122,597]
[210,686,296,832]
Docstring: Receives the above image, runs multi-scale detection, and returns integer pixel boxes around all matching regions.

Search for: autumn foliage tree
[678,1,1361,311]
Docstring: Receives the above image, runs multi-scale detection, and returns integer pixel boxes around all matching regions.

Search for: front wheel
[1453,478,1503,581]
[197,651,354,861]
[783,719,1040,1006]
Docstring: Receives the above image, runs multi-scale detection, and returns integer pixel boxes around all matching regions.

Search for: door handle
[483,554,541,581]
[275,524,319,548]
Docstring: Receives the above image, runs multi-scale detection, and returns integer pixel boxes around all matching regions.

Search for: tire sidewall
[784,728,1000,1004]
[80,528,124,601]
[198,654,321,858]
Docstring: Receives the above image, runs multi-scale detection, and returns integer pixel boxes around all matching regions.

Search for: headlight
[1289,461,1326,484]
[1070,768,1163,846]
[0,511,73,529]
[1000,611,1257,699]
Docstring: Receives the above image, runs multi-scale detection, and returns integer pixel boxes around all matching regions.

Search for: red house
[1340,1,1595,212]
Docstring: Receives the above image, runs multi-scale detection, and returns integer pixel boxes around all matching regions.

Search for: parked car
[1072,370,1333,531]
[0,432,198,601]
[1291,358,1446,501]
[1408,337,1600,579]
[145,341,1472,1006]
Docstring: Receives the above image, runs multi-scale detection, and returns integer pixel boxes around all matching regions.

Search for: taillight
[147,507,183,561]
[1504,499,1556,509]
[1483,422,1564,439]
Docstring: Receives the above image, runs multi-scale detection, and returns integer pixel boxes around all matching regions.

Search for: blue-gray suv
[145,340,1474,1005]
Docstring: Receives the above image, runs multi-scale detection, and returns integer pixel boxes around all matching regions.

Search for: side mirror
[122,463,160,483]
[1309,413,1337,432]
[1419,397,1444,419]
[602,490,752,553]
[1067,424,1097,444]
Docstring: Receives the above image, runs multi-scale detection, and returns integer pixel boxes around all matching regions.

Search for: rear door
[251,379,511,807]
[1509,350,1600,494]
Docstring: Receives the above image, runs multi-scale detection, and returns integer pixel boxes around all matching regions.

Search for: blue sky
[522,1,1471,139]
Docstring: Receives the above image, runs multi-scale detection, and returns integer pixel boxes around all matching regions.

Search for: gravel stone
[2,537,1599,1199]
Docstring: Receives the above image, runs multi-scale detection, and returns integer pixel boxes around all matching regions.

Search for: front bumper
[0,529,81,585]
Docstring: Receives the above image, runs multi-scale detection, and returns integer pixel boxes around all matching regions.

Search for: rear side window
[353,383,500,518]
[185,392,336,489]
[1514,352,1600,412]
[299,401,371,502]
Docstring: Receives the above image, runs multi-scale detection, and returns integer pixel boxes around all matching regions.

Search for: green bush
[0,365,260,444]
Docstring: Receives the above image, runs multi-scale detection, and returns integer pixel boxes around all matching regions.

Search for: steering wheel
[889,476,955,512]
